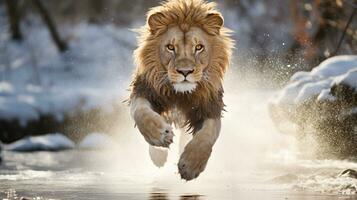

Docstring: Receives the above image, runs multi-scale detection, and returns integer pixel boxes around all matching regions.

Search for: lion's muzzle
[176,69,194,77]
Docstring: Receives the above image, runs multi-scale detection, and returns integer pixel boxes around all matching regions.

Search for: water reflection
[149,192,169,200]
[179,194,202,200]
[149,192,202,200]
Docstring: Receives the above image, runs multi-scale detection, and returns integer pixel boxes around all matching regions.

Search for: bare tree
[289,0,356,66]
[32,0,68,52]
[4,0,22,40]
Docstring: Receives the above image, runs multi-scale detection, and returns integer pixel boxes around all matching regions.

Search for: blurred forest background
[0,0,356,144]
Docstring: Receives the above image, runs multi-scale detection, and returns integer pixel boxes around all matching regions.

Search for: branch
[32,0,68,52]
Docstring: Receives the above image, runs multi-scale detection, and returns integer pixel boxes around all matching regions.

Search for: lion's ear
[147,12,166,35]
[203,12,224,35]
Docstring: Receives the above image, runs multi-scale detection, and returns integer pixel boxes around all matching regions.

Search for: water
[1,85,357,199]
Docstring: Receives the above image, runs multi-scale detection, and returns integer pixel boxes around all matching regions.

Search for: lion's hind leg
[149,145,168,167]
[178,128,192,155]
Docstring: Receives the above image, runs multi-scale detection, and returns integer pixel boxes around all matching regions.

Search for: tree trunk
[88,0,104,23]
[32,0,68,52]
[4,0,22,40]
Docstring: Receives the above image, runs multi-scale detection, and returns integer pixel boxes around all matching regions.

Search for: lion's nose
[176,69,194,77]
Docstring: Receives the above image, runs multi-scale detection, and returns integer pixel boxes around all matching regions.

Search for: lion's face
[133,0,233,95]
[160,26,211,93]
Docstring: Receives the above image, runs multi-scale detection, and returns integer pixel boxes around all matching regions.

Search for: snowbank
[4,133,75,152]
[271,55,357,106]
[269,55,357,157]
[0,22,135,142]
[0,23,134,127]
[78,133,115,149]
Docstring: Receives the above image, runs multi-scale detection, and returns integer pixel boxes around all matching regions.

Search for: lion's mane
[130,0,234,132]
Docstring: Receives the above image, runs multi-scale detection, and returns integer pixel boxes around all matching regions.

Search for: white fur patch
[173,82,197,93]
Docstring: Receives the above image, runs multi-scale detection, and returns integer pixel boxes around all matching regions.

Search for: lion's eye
[166,44,175,51]
[195,44,204,51]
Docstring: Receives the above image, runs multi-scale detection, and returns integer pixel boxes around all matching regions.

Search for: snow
[4,133,75,152]
[295,79,332,104]
[317,89,336,102]
[332,68,357,89]
[271,55,357,105]
[294,174,357,195]
[289,71,311,82]
[0,22,135,126]
[310,55,357,78]
[0,81,14,94]
[78,133,115,149]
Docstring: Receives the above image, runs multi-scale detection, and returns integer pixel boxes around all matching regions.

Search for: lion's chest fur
[130,76,224,133]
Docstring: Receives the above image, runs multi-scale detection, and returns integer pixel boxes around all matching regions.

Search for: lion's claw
[135,110,174,148]
[160,128,174,147]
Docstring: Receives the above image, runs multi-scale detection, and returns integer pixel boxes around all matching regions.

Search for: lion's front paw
[135,111,174,148]
[178,140,212,181]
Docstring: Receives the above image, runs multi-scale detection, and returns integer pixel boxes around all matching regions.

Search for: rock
[267,174,299,184]
[4,133,75,152]
[19,197,32,200]
[339,169,357,179]
[269,56,357,158]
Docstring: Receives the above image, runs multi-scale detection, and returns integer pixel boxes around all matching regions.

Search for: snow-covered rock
[4,133,75,152]
[271,55,357,106]
[332,68,357,89]
[310,56,357,78]
[78,133,115,149]
[269,55,357,157]
[339,169,357,179]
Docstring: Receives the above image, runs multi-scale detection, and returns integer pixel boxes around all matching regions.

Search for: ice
[79,133,115,149]
[4,133,75,152]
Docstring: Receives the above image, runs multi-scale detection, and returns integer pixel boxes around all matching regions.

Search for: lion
[129,0,233,180]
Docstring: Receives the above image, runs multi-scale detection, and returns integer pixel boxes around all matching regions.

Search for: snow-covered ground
[0,23,135,127]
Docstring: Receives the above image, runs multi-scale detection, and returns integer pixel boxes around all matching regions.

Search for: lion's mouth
[173,81,197,93]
